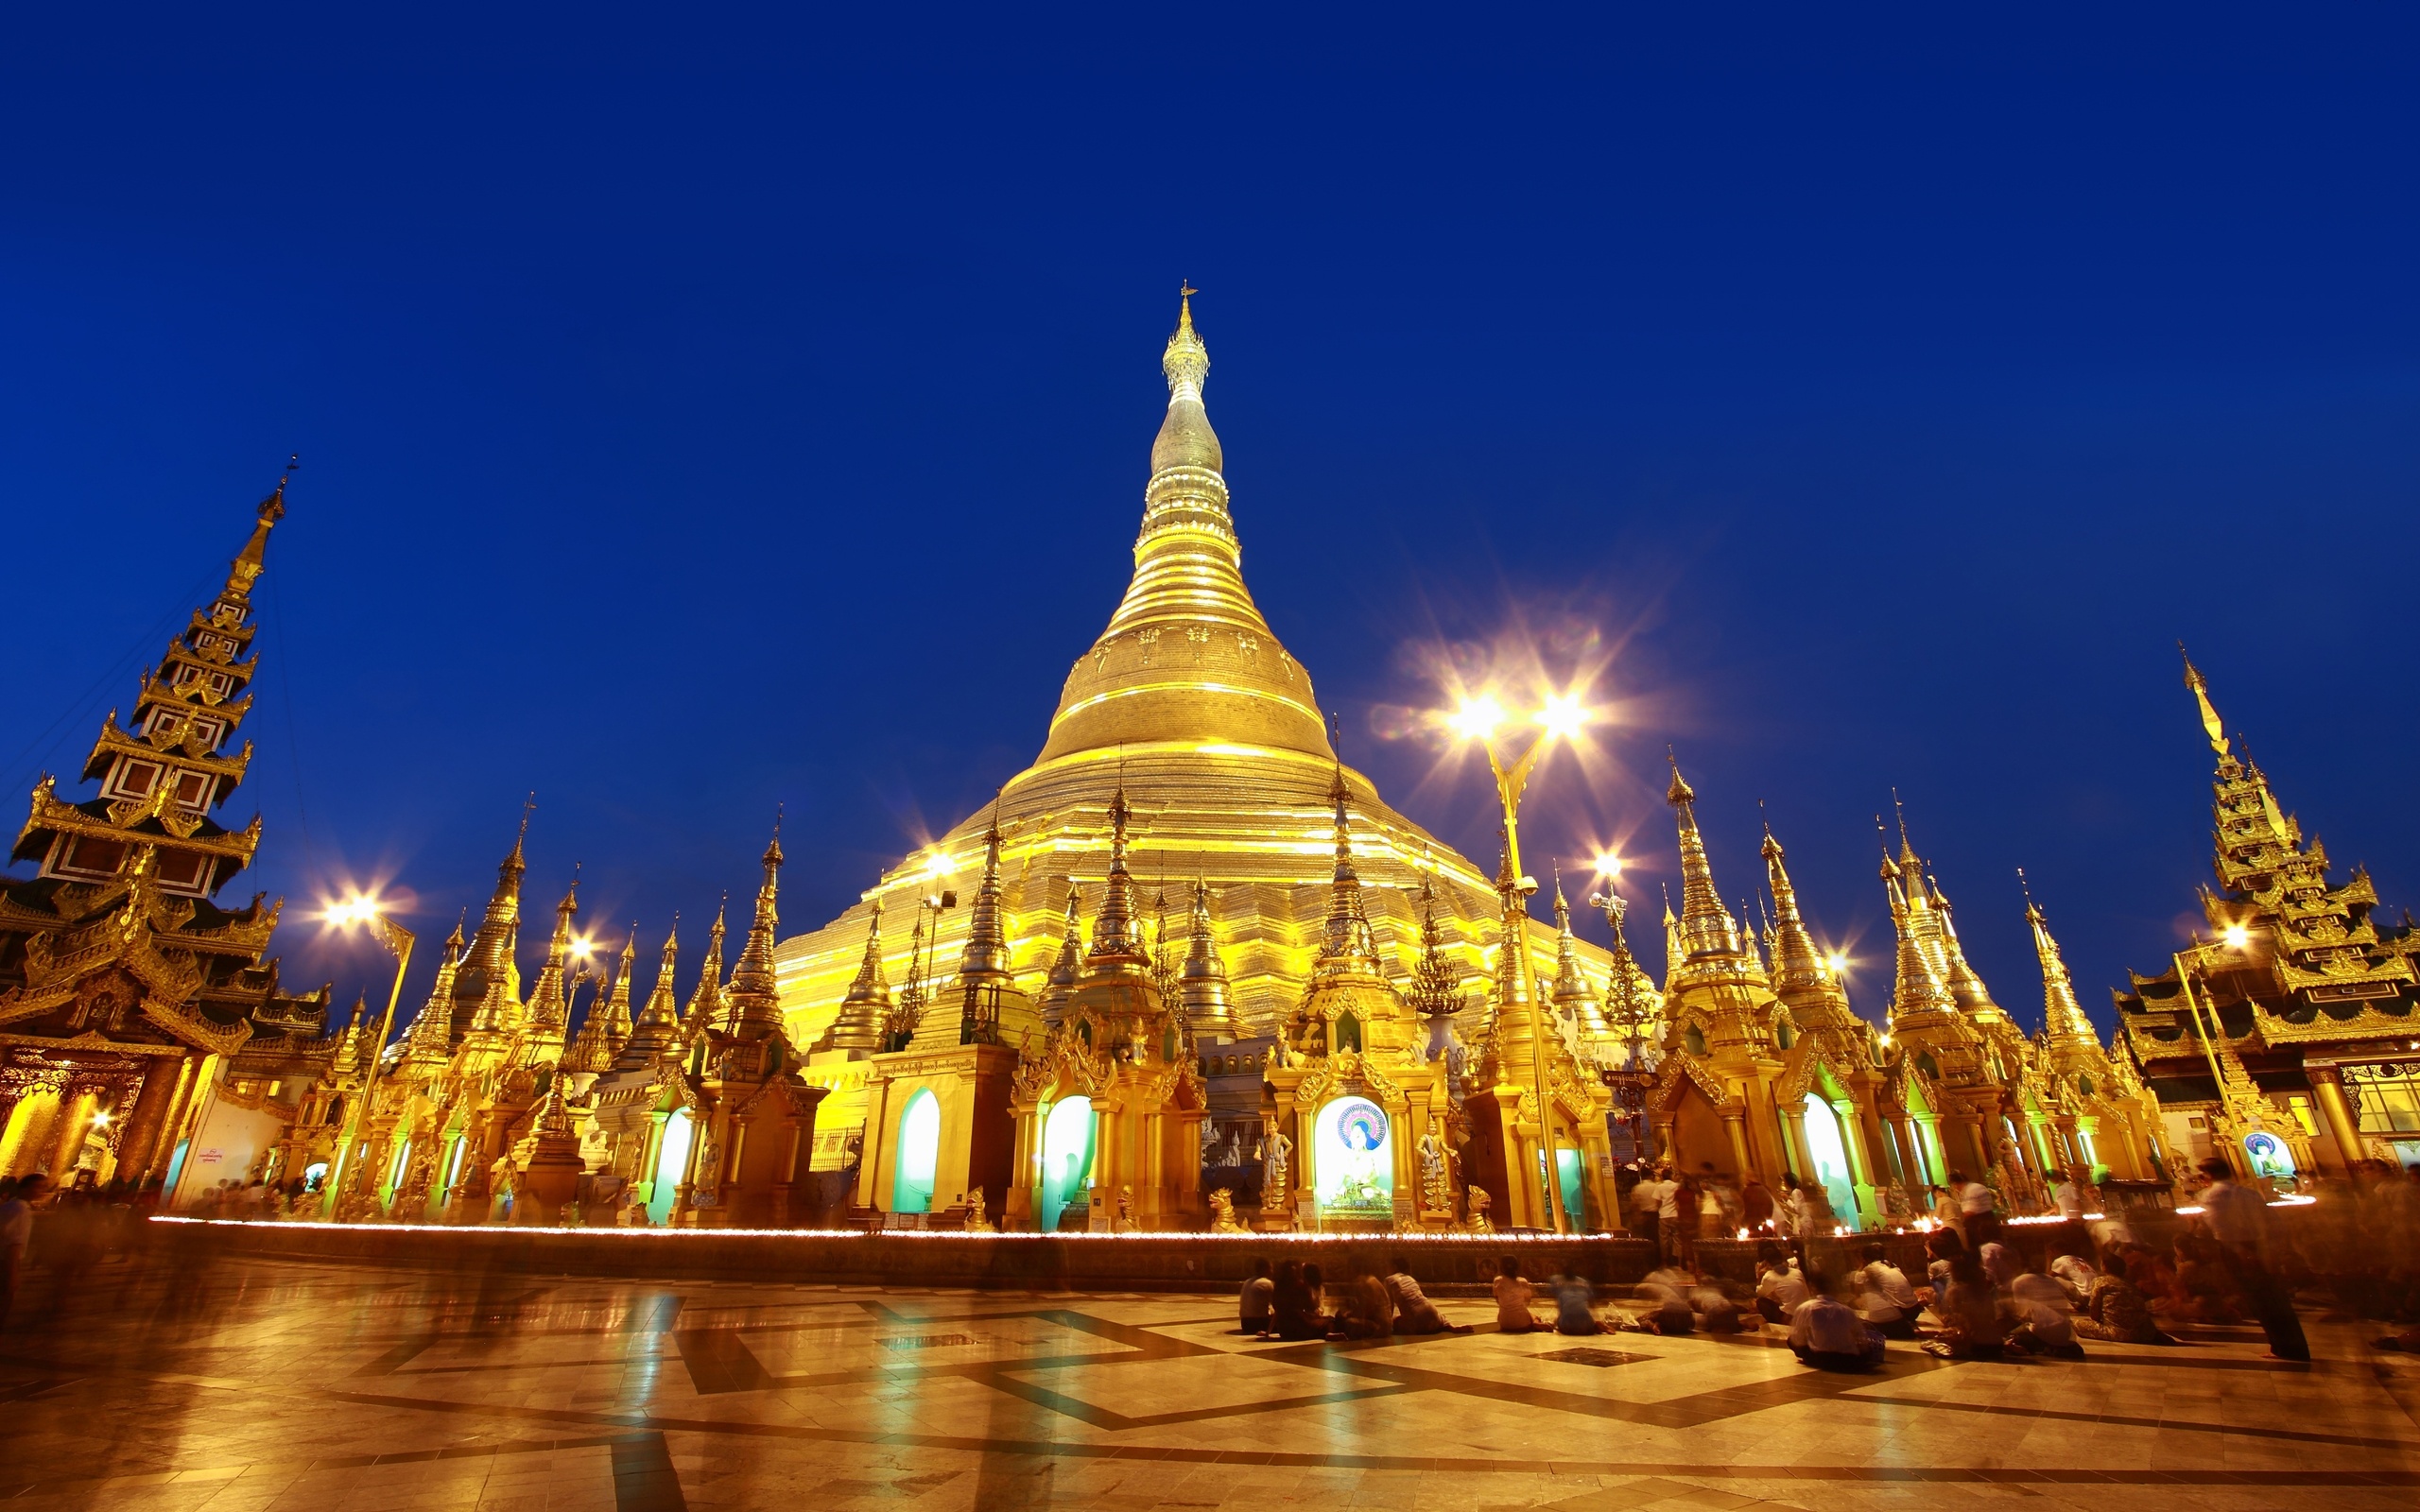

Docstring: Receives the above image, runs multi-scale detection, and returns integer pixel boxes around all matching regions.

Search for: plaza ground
[2,1252,2415,1511]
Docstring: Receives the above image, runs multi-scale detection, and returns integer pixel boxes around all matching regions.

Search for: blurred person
[1851,1242,1921,1339]
[2195,1156,2308,1361]
[1237,1257,1273,1334]
[1495,1255,1540,1333]
[1789,1266,1885,1371]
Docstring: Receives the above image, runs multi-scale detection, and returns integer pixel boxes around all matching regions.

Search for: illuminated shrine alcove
[1314,1095,1393,1224]
[1039,1096,1096,1232]
[893,1091,941,1213]
[648,1110,693,1226]
[1801,1093,1858,1230]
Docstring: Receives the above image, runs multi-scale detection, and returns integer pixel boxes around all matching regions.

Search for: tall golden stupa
[773,294,1614,1161]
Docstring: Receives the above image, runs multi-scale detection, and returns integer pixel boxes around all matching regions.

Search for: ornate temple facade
[1644,760,2164,1229]
[63,301,2304,1238]
[2114,657,2420,1180]
[0,479,335,1195]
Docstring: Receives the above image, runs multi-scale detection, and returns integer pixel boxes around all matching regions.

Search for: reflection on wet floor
[0,1249,2413,1510]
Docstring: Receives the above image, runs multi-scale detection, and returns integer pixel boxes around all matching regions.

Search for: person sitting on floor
[1494,1256,1541,1334]
[1238,1257,1274,1335]
[1550,1271,1604,1335]
[1849,1243,1921,1339]
[1789,1267,1886,1372]
[1328,1273,1395,1340]
[1629,1267,1695,1335]
[1384,1255,1471,1334]
[2006,1270,2085,1358]
[1754,1244,1810,1324]
[2069,1245,2173,1345]
[1268,1260,1327,1340]
[1922,1252,2006,1359]
[2048,1251,2099,1307]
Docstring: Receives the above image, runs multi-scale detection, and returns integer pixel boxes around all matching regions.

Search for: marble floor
[1,1253,2415,1511]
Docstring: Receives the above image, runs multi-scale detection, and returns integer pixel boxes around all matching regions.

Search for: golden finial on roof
[2180,644,2231,758]
[1160,282,1212,410]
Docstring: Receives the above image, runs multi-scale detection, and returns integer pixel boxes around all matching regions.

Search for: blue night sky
[5,17,2416,1034]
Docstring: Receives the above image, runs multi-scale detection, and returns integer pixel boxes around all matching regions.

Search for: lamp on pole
[320,895,415,1219]
[1447,692,1587,1233]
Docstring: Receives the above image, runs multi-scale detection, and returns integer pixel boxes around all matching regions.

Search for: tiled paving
[0,1253,2414,1510]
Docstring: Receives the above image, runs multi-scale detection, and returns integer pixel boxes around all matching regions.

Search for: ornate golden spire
[456,805,532,1021]
[1548,866,1608,1037]
[1037,291,1330,763]
[2023,876,2101,1053]
[217,467,289,607]
[404,916,467,1066]
[1882,846,1962,1037]
[2181,644,2230,759]
[1407,872,1465,1022]
[1040,883,1084,1026]
[1762,823,1855,1030]
[721,820,786,1041]
[955,803,1011,980]
[614,920,683,1070]
[1085,784,1147,962]
[523,875,579,1045]
[821,902,890,1053]
[1666,756,1744,969]
[1179,875,1238,1036]
[683,898,727,1035]
[1316,764,1378,970]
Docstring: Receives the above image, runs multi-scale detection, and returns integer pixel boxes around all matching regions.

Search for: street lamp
[1446,689,1589,1232]
[320,894,416,1218]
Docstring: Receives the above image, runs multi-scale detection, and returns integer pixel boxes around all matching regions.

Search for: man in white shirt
[2052,1173,2086,1222]
[1754,1250,1809,1323]
[1789,1270,1884,1371]
[1850,1242,1921,1338]
[1628,1170,1669,1257]
[1656,1175,1685,1260]
[1952,1169,2000,1247]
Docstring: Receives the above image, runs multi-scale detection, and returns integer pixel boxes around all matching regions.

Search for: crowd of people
[1222,1156,2420,1369]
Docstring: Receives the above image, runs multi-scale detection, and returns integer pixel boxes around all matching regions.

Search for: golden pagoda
[2116,654,2420,1180]
[0,476,332,1195]
[773,293,1616,1215]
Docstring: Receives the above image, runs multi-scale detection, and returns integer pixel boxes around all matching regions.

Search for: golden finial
[2179,643,2231,758]
[1163,283,1209,396]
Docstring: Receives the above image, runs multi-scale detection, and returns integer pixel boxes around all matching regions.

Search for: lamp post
[1448,692,1585,1233]
[2173,925,2256,1176]
[320,896,416,1219]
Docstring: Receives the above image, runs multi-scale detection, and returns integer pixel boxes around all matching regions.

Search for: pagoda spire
[16,476,291,905]
[1085,784,1147,963]
[1761,822,1856,1029]
[1882,846,1962,1036]
[720,819,787,1042]
[1040,884,1084,1027]
[521,875,579,1054]
[1405,871,1465,1020]
[2182,644,2231,759]
[570,926,638,1073]
[1037,289,1330,764]
[821,902,890,1053]
[1548,867,1609,1039]
[403,916,467,1069]
[614,921,683,1070]
[1316,764,1378,970]
[1666,757,1744,969]
[2023,878,2102,1053]
[682,898,727,1043]
[454,803,533,1032]
[955,803,1011,981]
[1179,876,1238,1037]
